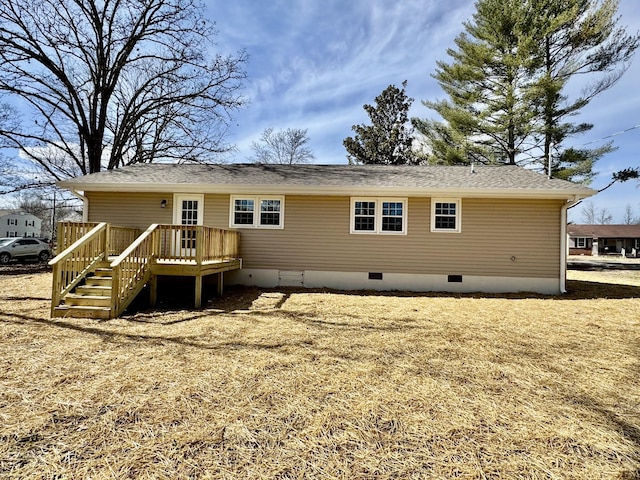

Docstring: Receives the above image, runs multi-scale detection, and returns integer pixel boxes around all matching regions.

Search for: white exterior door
[172,194,204,257]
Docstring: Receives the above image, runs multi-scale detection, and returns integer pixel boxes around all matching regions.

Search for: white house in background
[0,210,43,238]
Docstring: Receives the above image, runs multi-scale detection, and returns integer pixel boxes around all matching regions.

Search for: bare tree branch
[0,0,247,187]
[250,128,315,165]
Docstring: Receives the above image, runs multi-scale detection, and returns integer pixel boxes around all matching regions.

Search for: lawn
[0,269,639,479]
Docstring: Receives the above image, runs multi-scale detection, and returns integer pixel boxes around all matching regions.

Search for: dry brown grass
[1,269,639,479]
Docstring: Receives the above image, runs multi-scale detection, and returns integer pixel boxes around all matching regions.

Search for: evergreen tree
[414,0,539,166]
[529,0,637,180]
[414,0,638,182]
[344,81,417,165]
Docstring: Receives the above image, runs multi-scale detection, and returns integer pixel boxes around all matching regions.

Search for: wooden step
[53,305,111,320]
[85,276,112,287]
[76,285,112,296]
[93,267,114,277]
[64,293,111,308]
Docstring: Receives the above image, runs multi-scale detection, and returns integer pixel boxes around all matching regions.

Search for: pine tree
[344,81,417,165]
[528,0,637,180]
[414,0,639,182]
[415,0,539,166]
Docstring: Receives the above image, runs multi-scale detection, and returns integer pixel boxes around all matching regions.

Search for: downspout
[68,189,89,222]
[560,195,581,293]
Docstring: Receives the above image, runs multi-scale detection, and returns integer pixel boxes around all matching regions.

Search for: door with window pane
[172,195,203,257]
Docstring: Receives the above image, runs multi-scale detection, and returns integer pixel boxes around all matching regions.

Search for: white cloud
[211,0,640,207]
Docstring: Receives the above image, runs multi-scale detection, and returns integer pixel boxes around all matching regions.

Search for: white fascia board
[58,182,595,200]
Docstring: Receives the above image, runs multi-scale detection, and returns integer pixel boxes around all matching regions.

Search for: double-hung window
[431,199,461,233]
[351,198,407,234]
[230,196,284,229]
[576,237,587,248]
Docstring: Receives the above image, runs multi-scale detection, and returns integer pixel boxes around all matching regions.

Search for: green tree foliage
[413,0,638,182]
[250,128,315,164]
[414,0,539,166]
[0,0,247,183]
[529,0,637,180]
[344,81,417,165]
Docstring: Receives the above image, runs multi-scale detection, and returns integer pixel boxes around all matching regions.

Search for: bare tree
[596,208,613,225]
[623,204,639,225]
[581,200,613,224]
[581,201,597,224]
[250,128,315,165]
[0,0,247,188]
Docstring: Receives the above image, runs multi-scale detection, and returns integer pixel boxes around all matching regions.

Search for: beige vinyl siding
[87,192,175,228]
[86,192,562,279]
[236,196,563,279]
[86,192,231,229]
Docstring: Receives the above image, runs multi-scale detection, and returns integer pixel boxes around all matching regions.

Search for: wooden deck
[50,222,241,318]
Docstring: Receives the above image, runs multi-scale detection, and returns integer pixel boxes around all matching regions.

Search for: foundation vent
[278,270,304,287]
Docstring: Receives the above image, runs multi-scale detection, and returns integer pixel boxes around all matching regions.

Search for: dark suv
[0,237,51,264]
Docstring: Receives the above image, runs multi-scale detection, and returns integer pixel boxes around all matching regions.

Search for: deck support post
[149,275,157,307]
[195,274,203,308]
[217,272,224,296]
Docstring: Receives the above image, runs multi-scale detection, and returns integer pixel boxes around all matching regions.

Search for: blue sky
[209,0,640,223]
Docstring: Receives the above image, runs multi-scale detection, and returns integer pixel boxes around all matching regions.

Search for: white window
[26,220,35,227]
[431,199,461,233]
[7,218,17,226]
[576,237,587,248]
[230,196,284,229]
[7,231,18,237]
[350,198,407,234]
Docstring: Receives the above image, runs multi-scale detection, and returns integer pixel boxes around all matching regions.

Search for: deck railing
[56,222,99,254]
[110,224,158,316]
[50,222,240,318]
[49,222,109,317]
[110,224,240,316]
[154,225,240,262]
[55,221,140,256]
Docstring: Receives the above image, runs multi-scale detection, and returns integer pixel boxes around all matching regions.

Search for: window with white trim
[230,196,284,228]
[431,199,461,233]
[576,237,587,248]
[7,218,17,226]
[25,220,35,227]
[350,198,407,234]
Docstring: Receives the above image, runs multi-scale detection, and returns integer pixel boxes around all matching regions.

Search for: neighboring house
[57,163,595,295]
[568,224,640,257]
[0,210,42,238]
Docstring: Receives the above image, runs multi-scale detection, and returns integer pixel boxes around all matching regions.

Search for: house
[568,224,640,257]
[0,210,42,238]
[54,163,595,307]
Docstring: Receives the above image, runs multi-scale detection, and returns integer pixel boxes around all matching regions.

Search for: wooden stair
[53,262,114,319]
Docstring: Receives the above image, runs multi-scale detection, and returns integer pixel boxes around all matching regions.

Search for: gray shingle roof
[58,163,595,198]
[568,224,640,238]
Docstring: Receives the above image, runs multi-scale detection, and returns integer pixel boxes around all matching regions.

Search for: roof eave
[57,181,596,200]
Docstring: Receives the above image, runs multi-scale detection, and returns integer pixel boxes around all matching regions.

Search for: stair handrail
[49,222,109,316]
[109,223,159,316]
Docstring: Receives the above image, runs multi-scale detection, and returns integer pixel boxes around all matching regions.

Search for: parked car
[0,237,51,264]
